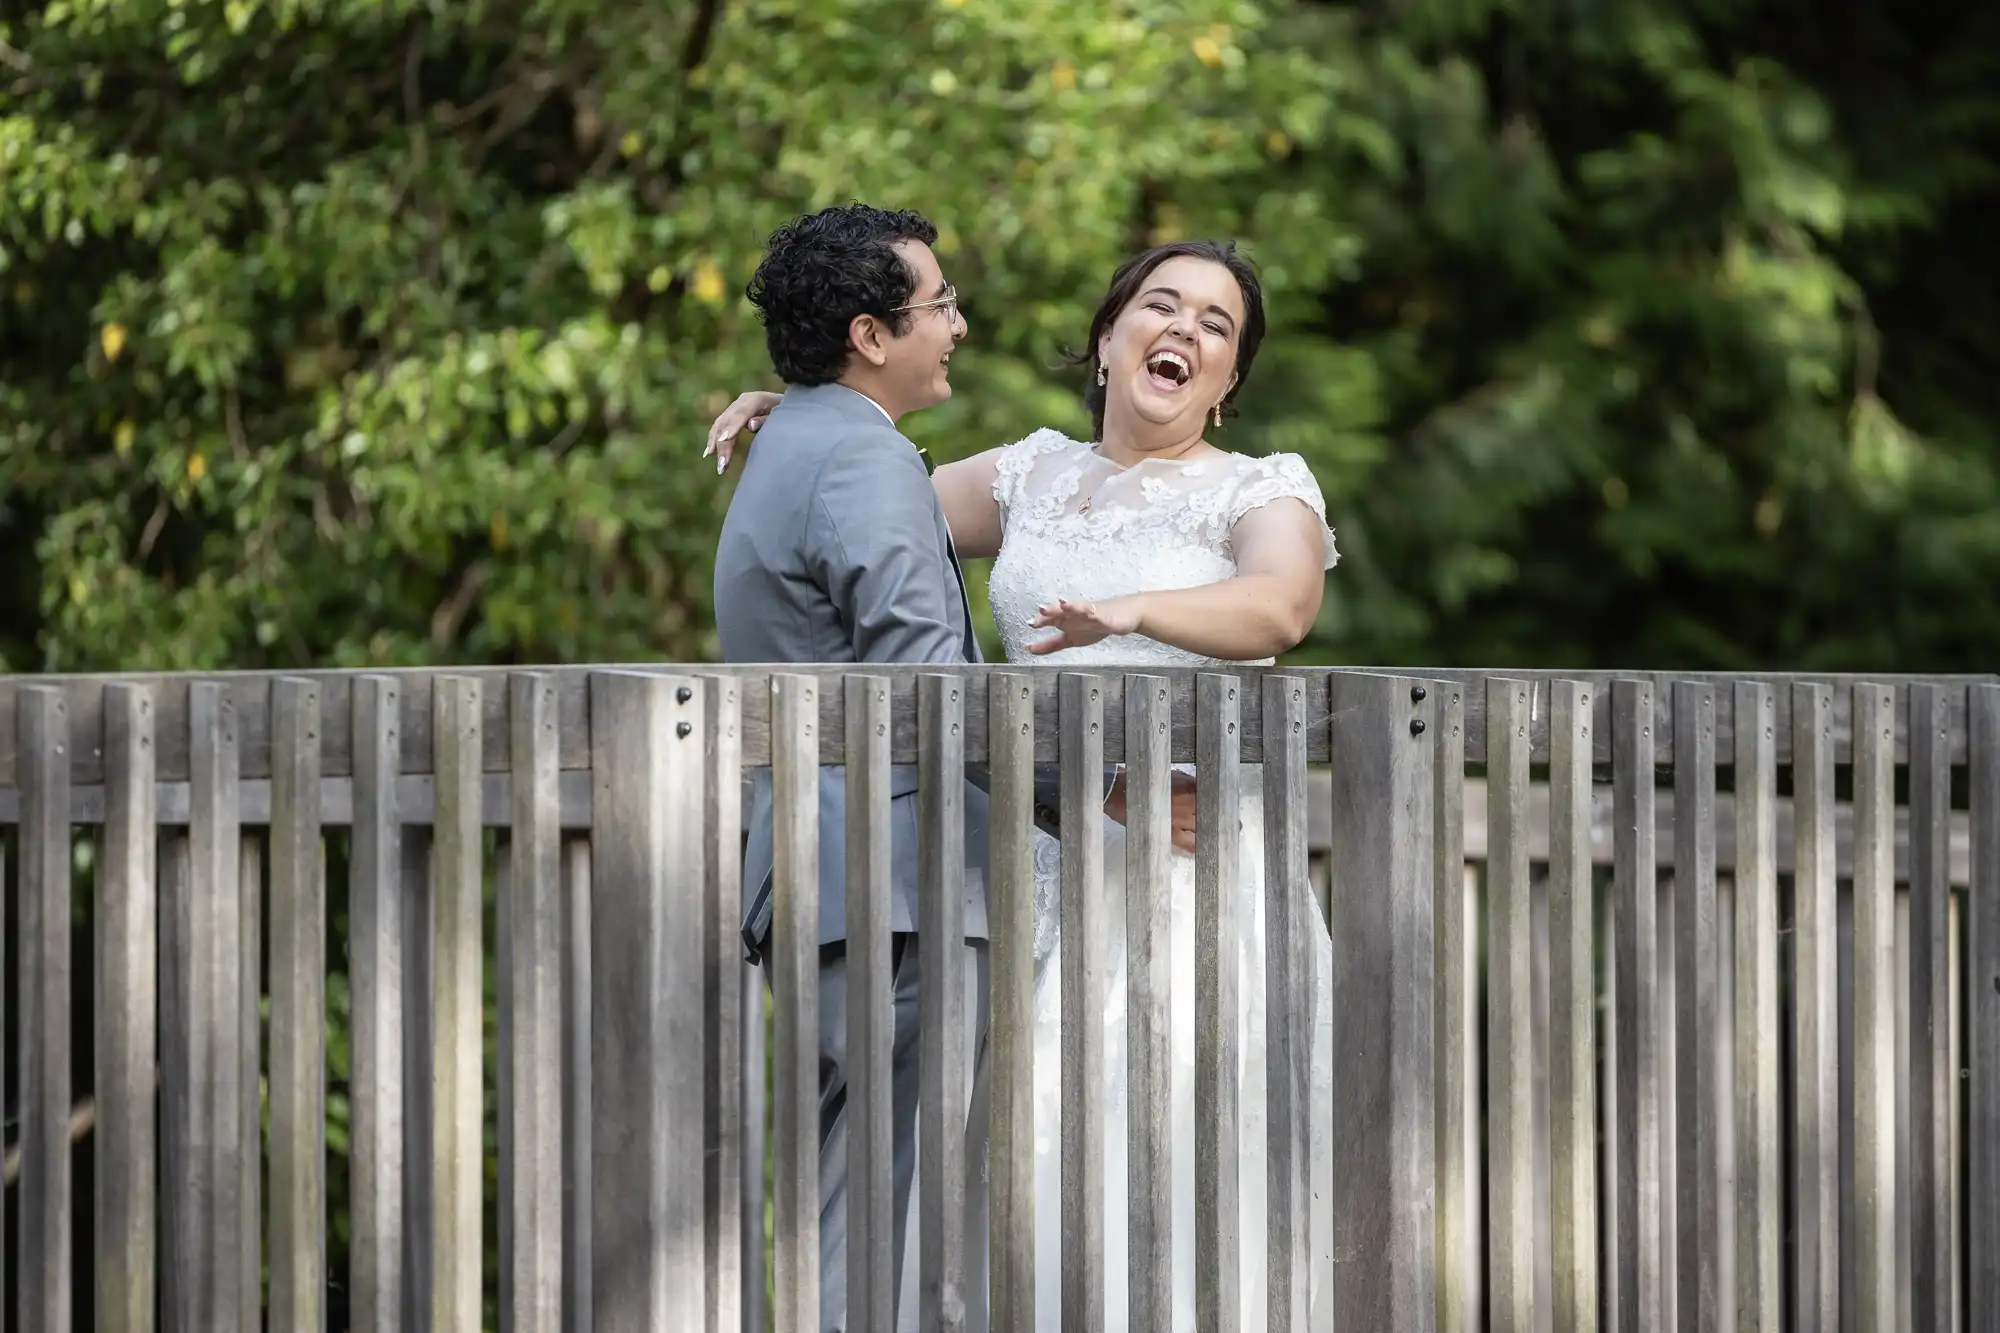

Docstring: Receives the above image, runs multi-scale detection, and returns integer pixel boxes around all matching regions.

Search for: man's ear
[849,314,892,369]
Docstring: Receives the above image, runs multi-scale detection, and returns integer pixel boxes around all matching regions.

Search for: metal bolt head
[1410,718,1427,737]
[676,721,693,739]
[1411,684,1428,703]
[676,685,693,704]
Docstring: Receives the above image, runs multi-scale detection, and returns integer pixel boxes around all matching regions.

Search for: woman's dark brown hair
[1068,240,1267,439]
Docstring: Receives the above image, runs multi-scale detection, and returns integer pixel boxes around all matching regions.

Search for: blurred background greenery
[5,0,1996,678]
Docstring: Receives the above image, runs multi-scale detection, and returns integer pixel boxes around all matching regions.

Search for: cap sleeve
[1230,453,1340,569]
[991,428,1082,516]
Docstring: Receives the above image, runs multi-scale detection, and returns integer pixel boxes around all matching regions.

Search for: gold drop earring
[1096,361,1106,386]
[1213,401,1223,429]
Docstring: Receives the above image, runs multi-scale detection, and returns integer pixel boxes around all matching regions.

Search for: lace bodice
[987,429,1339,668]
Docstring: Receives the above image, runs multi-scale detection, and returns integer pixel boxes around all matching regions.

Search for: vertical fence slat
[562,834,593,1333]
[589,672,708,1332]
[740,949,765,1333]
[1486,679,1535,1333]
[919,672,970,1333]
[402,825,436,1333]
[768,673,820,1333]
[160,832,189,1328]
[1548,680,1597,1333]
[845,674,895,1332]
[1851,683,1897,1333]
[1125,674,1175,1331]
[1611,678,1662,1333]
[98,684,157,1333]
[1907,683,1955,1333]
[1791,682,1840,1329]
[507,673,565,1333]
[0,826,6,1333]
[241,829,265,1331]
[1731,683,1780,1329]
[1969,684,2000,1331]
[1263,675,1311,1333]
[269,677,325,1333]
[702,676,745,1333]
[174,682,245,1333]
[351,676,406,1333]
[988,672,1037,1333]
[433,676,484,1333]
[1060,670,1107,1333]
[18,686,72,1333]
[1672,681,1721,1332]
[1327,673,1437,1330]
[1432,680,1477,1333]
[1196,672,1244,1333]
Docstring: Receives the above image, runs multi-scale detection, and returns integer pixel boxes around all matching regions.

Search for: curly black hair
[1068,240,1267,439]
[745,204,940,385]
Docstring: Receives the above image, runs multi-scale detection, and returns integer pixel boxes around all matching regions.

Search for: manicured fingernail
[716,458,725,474]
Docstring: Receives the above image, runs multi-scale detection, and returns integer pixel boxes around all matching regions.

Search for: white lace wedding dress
[985,430,1338,1331]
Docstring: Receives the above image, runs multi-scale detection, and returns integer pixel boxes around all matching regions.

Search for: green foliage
[2,0,1996,679]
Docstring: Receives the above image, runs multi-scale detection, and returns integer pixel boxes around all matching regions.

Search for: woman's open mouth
[1144,348,1192,392]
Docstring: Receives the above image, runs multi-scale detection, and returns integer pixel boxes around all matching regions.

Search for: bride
[708,239,1337,1331]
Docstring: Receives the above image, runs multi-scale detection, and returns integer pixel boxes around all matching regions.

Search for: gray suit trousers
[813,934,991,1333]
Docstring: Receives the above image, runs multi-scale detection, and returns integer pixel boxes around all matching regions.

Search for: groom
[714,203,1017,1333]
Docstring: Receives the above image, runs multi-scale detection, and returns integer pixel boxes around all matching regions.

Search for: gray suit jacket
[717,383,1062,963]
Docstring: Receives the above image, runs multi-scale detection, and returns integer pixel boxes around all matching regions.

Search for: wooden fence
[0,666,1996,1333]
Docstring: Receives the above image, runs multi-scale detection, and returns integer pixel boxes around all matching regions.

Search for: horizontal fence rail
[0,666,1994,1333]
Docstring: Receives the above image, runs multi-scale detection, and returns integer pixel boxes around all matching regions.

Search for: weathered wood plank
[1485,679,1536,1333]
[845,675,896,1333]
[1610,678,1662,1333]
[239,832,263,1332]
[1195,673,1245,1333]
[919,673,970,1333]
[351,676,406,1333]
[433,677,485,1333]
[12,667,1994,784]
[1906,684,1955,1333]
[1672,681,1722,1333]
[97,684,158,1333]
[589,672,709,1333]
[164,684,250,1328]
[1732,684,1780,1330]
[401,826,435,1333]
[561,835,593,1333]
[1548,681,1596,1333]
[1263,676,1312,1333]
[17,687,74,1333]
[1429,680,1477,1333]
[988,672,1038,1333]
[1850,684,1897,1333]
[1126,674,1175,1331]
[1327,673,1437,1332]
[767,673,820,1333]
[0,829,6,1333]
[1791,683,1840,1331]
[506,674,565,1333]
[1060,672,1108,1333]
[1969,684,2000,1331]
[268,678,325,1333]
[701,676,745,1333]
[187,687,247,1333]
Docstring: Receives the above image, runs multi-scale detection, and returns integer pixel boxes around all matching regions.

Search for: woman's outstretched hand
[1025,595,1145,654]
[702,390,784,472]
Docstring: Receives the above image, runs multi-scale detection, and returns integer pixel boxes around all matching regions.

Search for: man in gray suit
[714,203,1036,1333]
